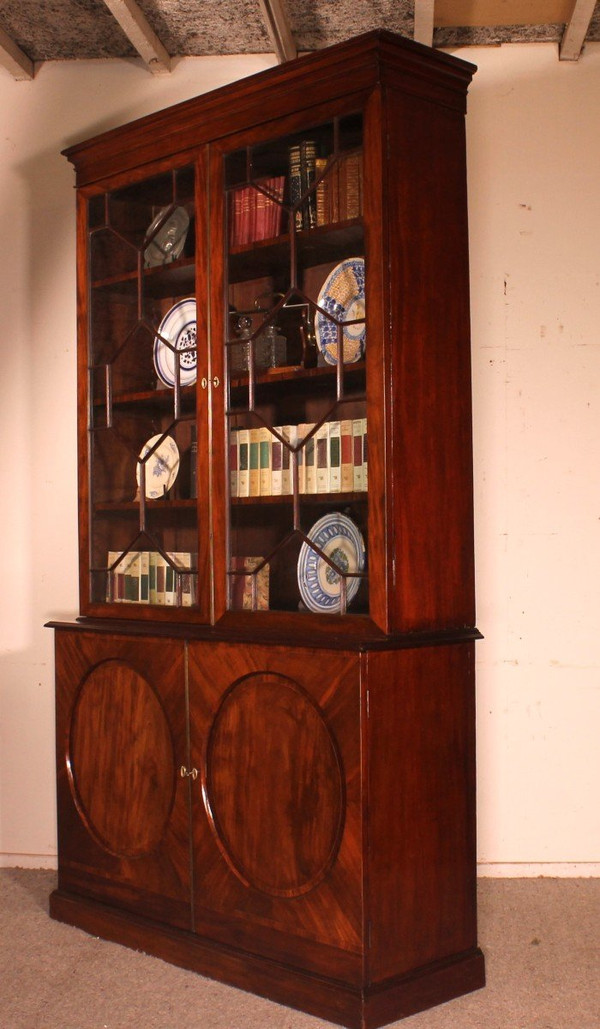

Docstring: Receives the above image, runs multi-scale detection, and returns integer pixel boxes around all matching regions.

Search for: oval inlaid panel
[69,660,175,858]
[206,673,344,897]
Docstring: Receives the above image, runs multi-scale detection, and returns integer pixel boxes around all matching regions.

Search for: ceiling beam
[414,0,435,46]
[257,0,297,62]
[101,0,171,74]
[560,0,596,59]
[0,24,34,80]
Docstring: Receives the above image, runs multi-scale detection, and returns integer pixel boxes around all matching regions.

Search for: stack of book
[106,551,196,606]
[229,418,367,498]
[315,150,363,225]
[289,141,363,232]
[229,176,285,247]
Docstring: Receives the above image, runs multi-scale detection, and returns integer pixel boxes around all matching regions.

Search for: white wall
[0,43,598,874]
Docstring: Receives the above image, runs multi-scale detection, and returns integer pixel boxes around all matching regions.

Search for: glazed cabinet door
[187,641,364,983]
[209,102,381,627]
[54,630,192,929]
[81,158,211,621]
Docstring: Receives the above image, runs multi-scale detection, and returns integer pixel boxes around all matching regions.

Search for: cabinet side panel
[384,86,475,631]
[366,644,478,982]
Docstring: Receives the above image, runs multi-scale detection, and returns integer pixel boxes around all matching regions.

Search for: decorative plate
[144,206,189,267]
[153,298,197,388]
[136,434,180,499]
[315,258,365,365]
[297,513,365,614]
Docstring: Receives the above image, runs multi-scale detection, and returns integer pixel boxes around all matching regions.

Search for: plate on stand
[144,206,189,267]
[136,434,180,499]
[315,258,365,365]
[153,298,197,387]
[297,512,365,613]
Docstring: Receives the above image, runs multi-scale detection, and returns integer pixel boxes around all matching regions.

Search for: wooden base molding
[50,889,485,1029]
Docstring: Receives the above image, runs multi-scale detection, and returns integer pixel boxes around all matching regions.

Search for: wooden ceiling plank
[257,0,297,62]
[414,0,435,45]
[560,0,596,59]
[0,25,34,80]
[101,0,171,74]
[435,0,574,28]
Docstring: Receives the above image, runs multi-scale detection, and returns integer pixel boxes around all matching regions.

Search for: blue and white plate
[315,258,365,365]
[153,298,197,387]
[297,513,365,614]
[136,433,180,499]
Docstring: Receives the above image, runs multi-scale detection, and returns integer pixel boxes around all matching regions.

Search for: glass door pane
[87,165,203,613]
[223,113,368,616]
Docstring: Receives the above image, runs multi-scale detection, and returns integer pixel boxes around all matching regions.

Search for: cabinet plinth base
[49,889,485,1029]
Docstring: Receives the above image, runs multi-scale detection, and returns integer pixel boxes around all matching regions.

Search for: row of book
[228,145,364,245]
[290,141,363,230]
[106,551,196,606]
[229,175,285,247]
[229,419,368,498]
[315,150,363,226]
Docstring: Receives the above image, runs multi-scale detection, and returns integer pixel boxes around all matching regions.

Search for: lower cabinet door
[54,630,192,929]
[188,641,363,980]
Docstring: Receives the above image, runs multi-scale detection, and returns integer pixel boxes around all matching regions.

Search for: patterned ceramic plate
[297,512,365,613]
[315,257,365,365]
[153,298,197,387]
[136,433,180,499]
[144,206,189,267]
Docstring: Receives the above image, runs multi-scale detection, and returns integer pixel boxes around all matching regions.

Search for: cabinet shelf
[93,386,196,410]
[232,491,367,506]
[95,499,197,513]
[228,219,363,283]
[91,256,195,298]
[229,361,365,393]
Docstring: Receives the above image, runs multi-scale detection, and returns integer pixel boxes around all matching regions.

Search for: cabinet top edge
[46,618,482,652]
[62,29,476,186]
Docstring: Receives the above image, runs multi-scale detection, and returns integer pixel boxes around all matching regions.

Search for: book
[168,552,194,607]
[353,418,365,492]
[189,424,197,499]
[237,428,250,497]
[289,140,318,231]
[148,551,158,604]
[315,422,330,493]
[122,552,141,602]
[344,151,363,220]
[154,552,167,605]
[139,551,150,604]
[258,425,272,496]
[362,416,368,490]
[164,558,175,605]
[340,419,354,492]
[271,427,283,496]
[328,420,341,493]
[229,427,238,498]
[298,422,316,493]
[300,139,318,230]
[248,428,260,496]
[315,157,328,226]
[288,144,303,231]
[280,424,296,496]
